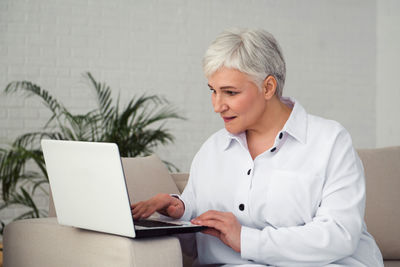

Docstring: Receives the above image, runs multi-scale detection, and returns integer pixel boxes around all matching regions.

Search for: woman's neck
[246,96,292,140]
[246,96,292,159]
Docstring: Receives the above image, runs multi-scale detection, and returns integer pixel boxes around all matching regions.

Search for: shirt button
[247,169,251,175]
[279,132,283,139]
[270,147,276,152]
[239,204,245,211]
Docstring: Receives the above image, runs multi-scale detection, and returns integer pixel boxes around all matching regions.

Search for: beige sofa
[3,147,400,267]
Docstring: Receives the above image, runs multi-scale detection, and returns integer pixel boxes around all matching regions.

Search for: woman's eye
[210,89,216,94]
[226,91,238,96]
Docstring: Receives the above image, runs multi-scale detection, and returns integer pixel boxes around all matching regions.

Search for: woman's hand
[191,210,242,252]
[131,193,185,220]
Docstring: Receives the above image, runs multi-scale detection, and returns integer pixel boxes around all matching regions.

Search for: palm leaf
[0,187,42,218]
[0,146,47,201]
[5,81,63,127]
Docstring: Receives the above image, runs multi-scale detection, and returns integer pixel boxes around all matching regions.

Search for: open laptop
[41,139,205,238]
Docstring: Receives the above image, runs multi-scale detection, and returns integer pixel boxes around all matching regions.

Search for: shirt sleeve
[178,152,200,221]
[241,128,366,266]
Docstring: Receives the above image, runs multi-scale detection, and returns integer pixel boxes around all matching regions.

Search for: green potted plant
[0,72,184,235]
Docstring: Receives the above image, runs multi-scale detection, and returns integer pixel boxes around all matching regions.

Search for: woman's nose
[213,95,228,113]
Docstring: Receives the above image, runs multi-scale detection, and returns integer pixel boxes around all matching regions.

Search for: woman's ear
[263,76,277,100]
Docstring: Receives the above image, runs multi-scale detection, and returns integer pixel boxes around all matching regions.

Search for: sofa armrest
[4,218,182,267]
[170,173,189,193]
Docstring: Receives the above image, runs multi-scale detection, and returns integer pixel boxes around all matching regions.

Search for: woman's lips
[223,116,236,123]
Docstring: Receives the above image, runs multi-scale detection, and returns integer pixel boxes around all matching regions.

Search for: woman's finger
[132,202,155,219]
[192,210,232,225]
[131,194,184,219]
[197,218,227,233]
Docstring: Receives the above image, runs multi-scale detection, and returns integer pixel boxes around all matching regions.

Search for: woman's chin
[224,126,243,135]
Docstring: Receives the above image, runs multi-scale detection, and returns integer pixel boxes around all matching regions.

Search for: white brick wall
[0,0,399,230]
[377,0,400,147]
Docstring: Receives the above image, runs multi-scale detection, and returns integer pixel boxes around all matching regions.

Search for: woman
[131,28,383,266]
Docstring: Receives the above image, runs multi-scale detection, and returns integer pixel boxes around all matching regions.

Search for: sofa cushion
[170,173,190,193]
[121,154,180,203]
[358,147,400,260]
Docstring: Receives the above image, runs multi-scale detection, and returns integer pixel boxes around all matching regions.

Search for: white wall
[0,0,398,226]
[376,0,400,147]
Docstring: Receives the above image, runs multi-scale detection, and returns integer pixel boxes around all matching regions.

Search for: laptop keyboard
[134,219,183,228]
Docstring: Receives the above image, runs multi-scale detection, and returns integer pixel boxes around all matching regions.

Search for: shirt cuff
[241,226,263,261]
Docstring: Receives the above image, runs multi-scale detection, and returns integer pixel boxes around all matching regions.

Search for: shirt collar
[281,97,308,144]
[222,130,247,151]
[221,97,308,151]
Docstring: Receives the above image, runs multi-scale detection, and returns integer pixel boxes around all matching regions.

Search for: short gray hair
[202,28,286,97]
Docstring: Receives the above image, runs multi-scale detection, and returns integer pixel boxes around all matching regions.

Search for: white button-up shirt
[180,97,383,267]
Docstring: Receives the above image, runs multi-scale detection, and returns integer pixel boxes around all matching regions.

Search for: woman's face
[208,67,267,134]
